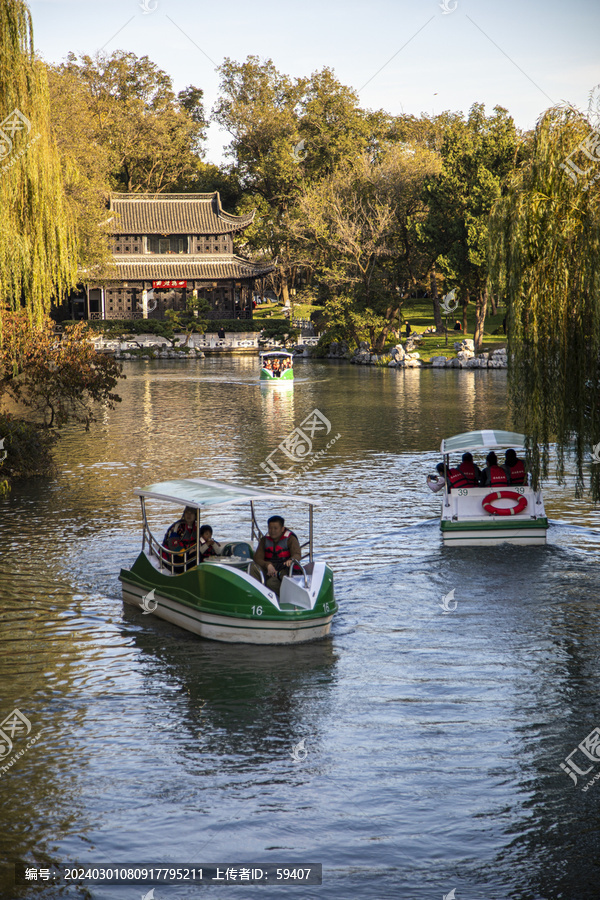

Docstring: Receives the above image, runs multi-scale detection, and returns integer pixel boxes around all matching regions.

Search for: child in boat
[199,525,222,559]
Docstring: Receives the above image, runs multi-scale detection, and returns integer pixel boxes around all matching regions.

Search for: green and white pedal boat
[259,350,294,381]
[439,430,549,546]
[119,478,337,644]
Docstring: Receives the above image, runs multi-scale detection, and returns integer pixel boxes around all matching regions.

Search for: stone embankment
[327,338,508,369]
[93,332,260,359]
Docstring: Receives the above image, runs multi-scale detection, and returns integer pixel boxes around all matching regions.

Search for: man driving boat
[253,515,301,596]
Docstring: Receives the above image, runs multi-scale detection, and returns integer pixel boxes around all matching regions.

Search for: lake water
[1,357,600,899]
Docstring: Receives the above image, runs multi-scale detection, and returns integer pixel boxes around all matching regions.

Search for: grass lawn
[401,298,507,361]
[254,302,316,320]
[253,298,507,361]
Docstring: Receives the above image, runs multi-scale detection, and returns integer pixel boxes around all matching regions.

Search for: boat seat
[280,574,314,609]
[221,541,253,560]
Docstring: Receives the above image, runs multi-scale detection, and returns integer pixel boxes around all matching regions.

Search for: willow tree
[0,0,76,324]
[490,104,600,498]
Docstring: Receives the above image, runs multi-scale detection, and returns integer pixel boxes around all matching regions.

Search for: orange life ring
[482,490,528,516]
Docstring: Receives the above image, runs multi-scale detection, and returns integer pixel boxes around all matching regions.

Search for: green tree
[258,320,299,347]
[387,110,464,153]
[418,104,521,350]
[293,145,440,348]
[61,51,207,192]
[163,294,209,347]
[489,104,600,497]
[0,0,76,320]
[174,158,242,208]
[213,57,387,303]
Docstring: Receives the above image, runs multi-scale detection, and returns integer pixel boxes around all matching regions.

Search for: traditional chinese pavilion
[86,193,274,320]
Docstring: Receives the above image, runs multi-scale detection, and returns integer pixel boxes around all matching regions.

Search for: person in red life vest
[429,453,481,491]
[479,451,509,487]
[503,448,527,485]
[162,506,198,571]
[199,525,222,560]
[252,515,302,596]
[457,452,481,485]
[447,467,470,489]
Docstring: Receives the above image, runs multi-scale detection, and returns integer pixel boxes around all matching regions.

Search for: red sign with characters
[152,280,187,288]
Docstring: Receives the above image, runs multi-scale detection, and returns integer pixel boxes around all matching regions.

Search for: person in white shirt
[427,463,447,493]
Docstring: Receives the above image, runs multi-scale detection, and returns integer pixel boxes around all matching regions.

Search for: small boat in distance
[436,430,549,546]
[119,478,337,644]
[260,350,294,381]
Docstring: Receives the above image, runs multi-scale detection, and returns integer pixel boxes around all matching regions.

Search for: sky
[29,0,600,165]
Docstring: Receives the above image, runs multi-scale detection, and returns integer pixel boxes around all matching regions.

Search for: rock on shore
[348,342,508,369]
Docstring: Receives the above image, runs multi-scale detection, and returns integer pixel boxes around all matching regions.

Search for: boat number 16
[251,606,263,616]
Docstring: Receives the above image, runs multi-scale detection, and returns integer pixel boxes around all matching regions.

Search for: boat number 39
[251,606,263,616]
[457,487,525,496]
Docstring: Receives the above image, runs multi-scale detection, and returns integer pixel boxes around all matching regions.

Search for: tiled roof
[109,193,255,235]
[110,254,274,280]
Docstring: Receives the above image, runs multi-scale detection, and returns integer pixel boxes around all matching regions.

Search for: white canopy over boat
[135,478,321,567]
[135,478,320,509]
[440,430,526,455]
[135,477,321,510]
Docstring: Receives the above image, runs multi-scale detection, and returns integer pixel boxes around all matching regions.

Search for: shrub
[311,334,332,358]
[0,414,57,485]
[63,319,265,334]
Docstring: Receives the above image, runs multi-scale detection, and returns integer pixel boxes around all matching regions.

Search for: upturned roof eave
[108,192,255,234]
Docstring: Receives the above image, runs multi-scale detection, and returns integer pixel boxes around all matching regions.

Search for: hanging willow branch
[489,104,600,498]
[0,0,76,330]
